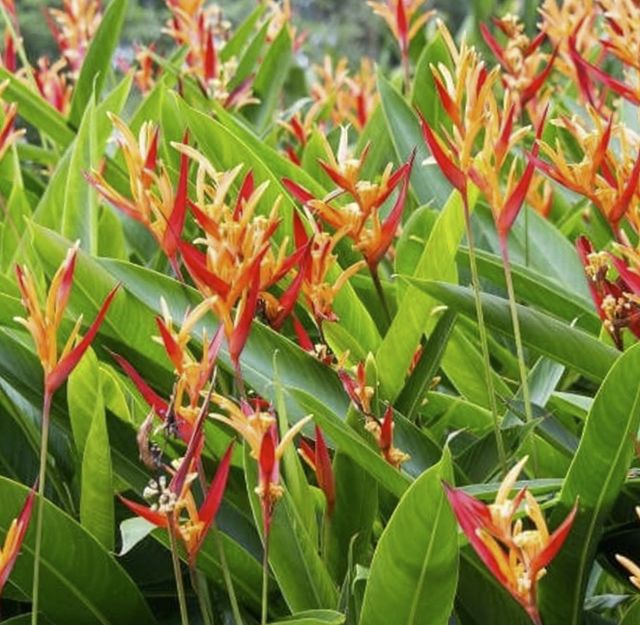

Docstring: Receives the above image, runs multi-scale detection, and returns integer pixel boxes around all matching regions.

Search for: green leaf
[243,26,292,132]
[403,279,618,382]
[0,476,155,625]
[396,310,456,419]
[0,67,74,148]
[68,0,128,126]
[359,449,458,625]
[621,599,640,625]
[460,246,600,333]
[243,444,338,612]
[220,3,267,62]
[539,343,640,625]
[68,349,114,550]
[377,72,450,206]
[269,610,346,625]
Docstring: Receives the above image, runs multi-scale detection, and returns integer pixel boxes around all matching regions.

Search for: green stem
[461,193,507,475]
[169,520,190,625]
[190,566,215,625]
[261,536,270,625]
[31,389,52,625]
[500,239,538,469]
[213,526,244,625]
[370,265,392,327]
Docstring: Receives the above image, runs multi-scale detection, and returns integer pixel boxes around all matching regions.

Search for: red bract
[15,245,120,395]
[0,485,36,596]
[298,426,336,515]
[444,458,577,624]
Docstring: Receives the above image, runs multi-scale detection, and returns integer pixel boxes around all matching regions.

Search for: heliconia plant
[2,0,640,624]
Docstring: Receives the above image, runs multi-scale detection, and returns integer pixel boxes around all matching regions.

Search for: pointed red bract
[418,110,466,193]
[47,284,121,394]
[119,495,169,528]
[531,502,578,577]
[0,485,36,595]
[234,170,255,219]
[163,130,190,261]
[283,178,316,205]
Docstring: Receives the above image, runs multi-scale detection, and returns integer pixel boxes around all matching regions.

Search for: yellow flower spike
[616,554,640,590]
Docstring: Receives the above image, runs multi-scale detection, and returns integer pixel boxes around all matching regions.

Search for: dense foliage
[1,1,640,625]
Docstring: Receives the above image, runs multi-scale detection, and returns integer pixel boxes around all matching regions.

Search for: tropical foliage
[1,1,640,625]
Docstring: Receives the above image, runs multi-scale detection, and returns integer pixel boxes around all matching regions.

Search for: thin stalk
[401,52,411,95]
[31,389,52,625]
[261,537,270,625]
[168,520,190,625]
[190,566,215,625]
[370,265,391,326]
[499,239,538,470]
[213,526,244,625]
[461,194,507,475]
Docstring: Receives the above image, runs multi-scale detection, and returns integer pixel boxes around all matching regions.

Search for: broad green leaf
[377,72,450,206]
[62,95,99,251]
[539,343,640,625]
[412,30,450,125]
[269,610,346,625]
[243,444,338,612]
[243,26,292,132]
[403,279,618,382]
[0,476,155,625]
[0,164,31,271]
[68,0,127,126]
[292,389,411,498]
[325,444,378,581]
[475,205,590,302]
[359,449,458,625]
[621,599,640,625]
[460,247,600,334]
[0,67,74,148]
[396,310,456,419]
[68,349,114,550]
[220,3,267,62]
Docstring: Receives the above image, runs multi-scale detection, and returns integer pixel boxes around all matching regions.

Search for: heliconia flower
[368,0,435,68]
[283,129,413,273]
[87,116,189,276]
[339,361,374,415]
[0,82,25,160]
[615,506,640,589]
[418,22,501,197]
[0,485,36,597]
[256,415,314,536]
[538,0,600,101]
[298,425,336,515]
[368,405,410,469]
[526,173,554,218]
[164,0,256,108]
[470,99,546,241]
[444,457,578,625]
[576,236,640,349]
[15,244,119,396]
[532,109,640,234]
[32,57,73,115]
[266,0,306,53]
[598,0,640,72]
[133,45,158,94]
[121,407,234,566]
[309,56,379,131]
[46,0,102,77]
[1,25,16,73]
[480,15,557,118]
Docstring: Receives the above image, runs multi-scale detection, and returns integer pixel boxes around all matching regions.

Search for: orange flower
[533,110,640,233]
[445,457,577,624]
[599,0,640,72]
[32,57,73,115]
[87,115,190,274]
[46,0,102,76]
[15,243,119,396]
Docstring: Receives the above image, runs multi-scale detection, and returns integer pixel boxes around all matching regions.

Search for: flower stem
[213,525,244,625]
[190,566,215,625]
[500,238,538,470]
[31,389,52,625]
[168,520,190,625]
[461,194,507,475]
[370,265,392,327]
[261,536,270,625]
